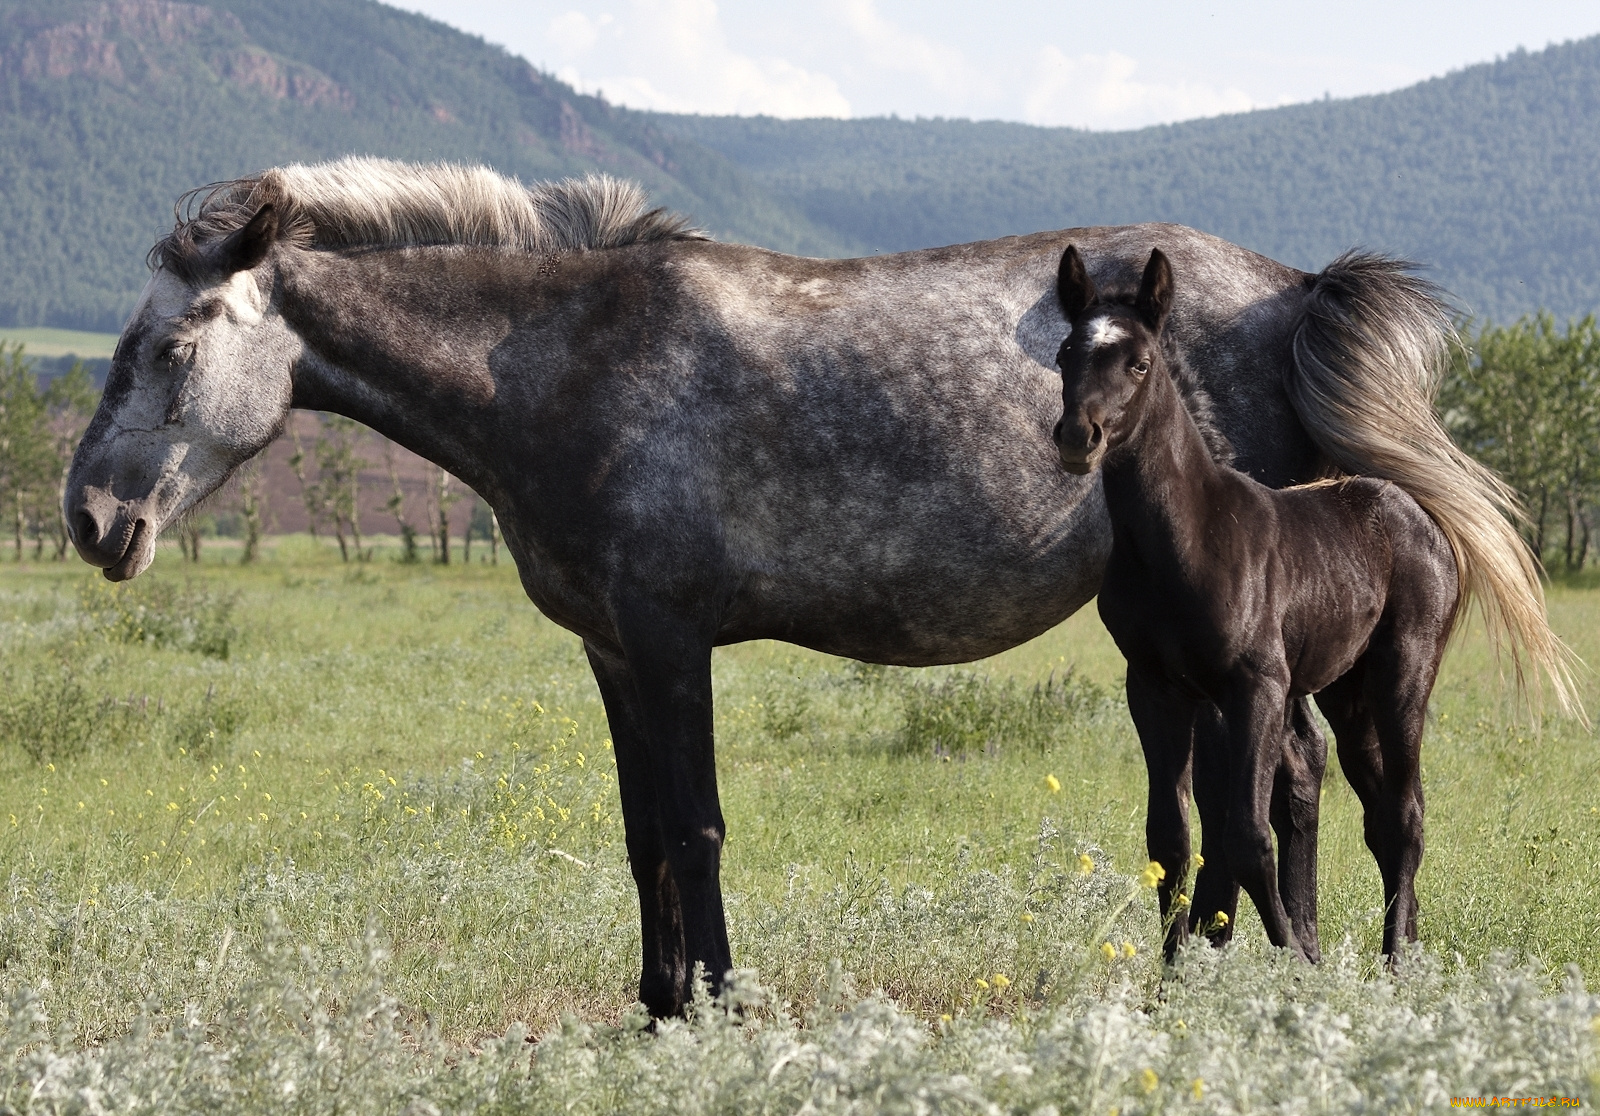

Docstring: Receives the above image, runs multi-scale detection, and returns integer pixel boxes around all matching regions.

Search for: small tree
[41,361,98,560]
[234,456,266,563]
[314,415,368,562]
[0,344,60,561]
[382,437,420,563]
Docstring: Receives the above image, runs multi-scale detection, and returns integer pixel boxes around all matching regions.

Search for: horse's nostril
[1089,423,1104,447]
[73,508,99,547]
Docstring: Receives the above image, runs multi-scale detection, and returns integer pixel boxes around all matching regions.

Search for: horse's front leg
[1189,703,1239,945]
[586,642,688,1017]
[1125,669,1198,960]
[1218,674,1309,960]
[1271,698,1327,961]
[587,608,730,1017]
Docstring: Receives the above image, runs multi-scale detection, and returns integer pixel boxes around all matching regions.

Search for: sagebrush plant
[0,546,1597,1111]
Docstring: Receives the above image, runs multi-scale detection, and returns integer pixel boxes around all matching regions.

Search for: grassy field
[1,539,1596,1112]
[0,328,119,360]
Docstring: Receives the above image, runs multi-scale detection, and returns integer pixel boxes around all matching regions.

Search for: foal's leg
[1271,699,1327,961]
[1125,669,1197,959]
[1188,703,1240,945]
[1218,675,1308,959]
[1363,632,1439,953]
[1315,665,1401,950]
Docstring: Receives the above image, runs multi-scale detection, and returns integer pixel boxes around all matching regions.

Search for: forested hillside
[0,0,850,330]
[3,0,1599,328]
[657,36,1600,320]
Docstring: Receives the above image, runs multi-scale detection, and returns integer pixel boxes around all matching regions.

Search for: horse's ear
[1058,245,1096,319]
[1135,248,1173,330]
[215,205,279,275]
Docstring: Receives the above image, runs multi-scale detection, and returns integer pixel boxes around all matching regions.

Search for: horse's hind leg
[1125,669,1198,960]
[1272,699,1327,961]
[1365,628,1443,952]
[586,622,731,1017]
[1315,657,1413,957]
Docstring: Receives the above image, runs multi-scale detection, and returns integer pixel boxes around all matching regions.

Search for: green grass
[0,539,1597,1111]
[0,328,119,359]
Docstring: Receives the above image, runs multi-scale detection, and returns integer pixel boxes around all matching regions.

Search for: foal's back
[1239,475,1458,696]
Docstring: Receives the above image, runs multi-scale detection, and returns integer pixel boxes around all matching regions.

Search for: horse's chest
[1097,560,1238,694]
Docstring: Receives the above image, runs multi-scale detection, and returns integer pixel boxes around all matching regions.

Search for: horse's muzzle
[68,487,157,581]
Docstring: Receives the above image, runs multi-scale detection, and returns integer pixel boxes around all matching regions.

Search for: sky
[388,0,1600,131]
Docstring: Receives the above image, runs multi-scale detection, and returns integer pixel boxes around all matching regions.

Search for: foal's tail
[1287,251,1582,718]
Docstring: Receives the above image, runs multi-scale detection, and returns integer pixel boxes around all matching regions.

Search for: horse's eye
[1132,360,1150,376]
[157,341,195,366]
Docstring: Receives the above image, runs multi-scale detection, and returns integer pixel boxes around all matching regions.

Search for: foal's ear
[1134,248,1173,331]
[1057,245,1097,319]
[215,205,279,275]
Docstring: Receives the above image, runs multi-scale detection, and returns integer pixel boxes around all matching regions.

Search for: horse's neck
[1100,365,1228,570]
[280,249,515,492]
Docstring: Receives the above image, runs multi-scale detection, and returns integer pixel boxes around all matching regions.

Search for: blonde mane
[152,156,706,277]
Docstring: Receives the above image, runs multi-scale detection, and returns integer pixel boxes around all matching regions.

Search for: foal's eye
[1132,360,1150,377]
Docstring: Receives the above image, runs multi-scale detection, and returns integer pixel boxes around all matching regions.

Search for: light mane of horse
[149,156,708,280]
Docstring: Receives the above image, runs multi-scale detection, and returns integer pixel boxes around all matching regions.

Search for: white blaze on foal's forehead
[1085,316,1126,348]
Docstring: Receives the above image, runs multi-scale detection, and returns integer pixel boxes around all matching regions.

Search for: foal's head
[1051,246,1174,475]
[67,204,298,580]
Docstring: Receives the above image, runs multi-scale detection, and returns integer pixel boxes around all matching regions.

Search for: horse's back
[512,226,1316,665]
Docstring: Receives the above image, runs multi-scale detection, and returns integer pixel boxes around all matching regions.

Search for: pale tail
[1289,252,1583,719]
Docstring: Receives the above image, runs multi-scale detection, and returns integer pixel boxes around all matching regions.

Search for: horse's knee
[662,821,726,881]
[1224,824,1276,881]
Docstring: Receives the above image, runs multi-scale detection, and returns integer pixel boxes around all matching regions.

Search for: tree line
[1,327,1594,573]
[0,343,96,561]
[1441,314,1600,573]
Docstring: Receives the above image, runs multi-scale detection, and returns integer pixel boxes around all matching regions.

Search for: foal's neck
[1100,357,1230,564]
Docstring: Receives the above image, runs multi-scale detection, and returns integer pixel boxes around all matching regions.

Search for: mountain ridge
[2,0,1597,329]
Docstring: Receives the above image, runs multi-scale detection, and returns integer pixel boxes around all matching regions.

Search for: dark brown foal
[1052,245,1458,960]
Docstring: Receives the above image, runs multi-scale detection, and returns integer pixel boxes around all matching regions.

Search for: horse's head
[1051,245,1173,475]
[66,205,297,580]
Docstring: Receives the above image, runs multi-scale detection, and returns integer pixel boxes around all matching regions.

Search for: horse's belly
[718,500,1110,666]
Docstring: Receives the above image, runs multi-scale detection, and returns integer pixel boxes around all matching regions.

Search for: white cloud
[1024,47,1257,131]
[546,10,605,54]
[548,0,850,118]
[832,0,980,94]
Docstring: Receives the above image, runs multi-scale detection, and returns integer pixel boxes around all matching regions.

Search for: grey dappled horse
[65,159,1560,1016]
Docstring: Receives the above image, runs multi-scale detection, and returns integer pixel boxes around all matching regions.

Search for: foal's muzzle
[1053,417,1105,475]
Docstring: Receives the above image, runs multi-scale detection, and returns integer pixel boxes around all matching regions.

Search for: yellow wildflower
[1078,853,1095,876]
[1044,774,1062,793]
[991,973,1011,989]
[1174,892,1191,909]
[1020,912,1035,923]
[1191,852,1205,870]
[1192,1078,1205,1100]
[974,978,989,991]
[1100,941,1117,962]
[1140,1068,1158,1094]
[1138,861,1166,888]
[939,1013,952,1024]
[1120,941,1136,958]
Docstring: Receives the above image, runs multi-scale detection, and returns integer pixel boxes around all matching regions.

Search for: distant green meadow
[0,328,118,360]
[1,540,1596,1112]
